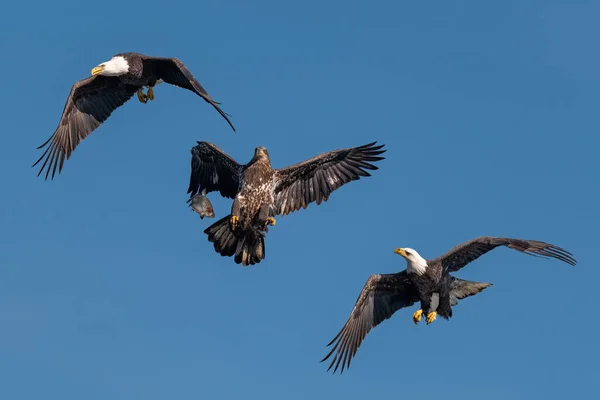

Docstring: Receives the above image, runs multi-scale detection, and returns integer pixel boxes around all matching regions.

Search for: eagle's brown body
[203,147,278,266]
[234,156,275,230]
[189,141,386,266]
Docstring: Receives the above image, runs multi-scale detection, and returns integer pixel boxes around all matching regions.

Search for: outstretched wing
[33,75,139,180]
[187,142,243,199]
[271,142,385,216]
[321,271,419,374]
[141,56,235,132]
[429,236,577,273]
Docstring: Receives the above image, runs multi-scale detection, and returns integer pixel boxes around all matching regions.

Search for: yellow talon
[426,311,437,325]
[147,86,155,101]
[413,309,423,324]
[230,215,239,226]
[137,89,148,103]
[267,217,276,227]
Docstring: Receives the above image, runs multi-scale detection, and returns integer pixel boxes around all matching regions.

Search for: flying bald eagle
[33,52,235,180]
[321,236,576,374]
[187,141,386,266]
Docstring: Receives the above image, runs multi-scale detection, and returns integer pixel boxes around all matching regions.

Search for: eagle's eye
[405,250,411,256]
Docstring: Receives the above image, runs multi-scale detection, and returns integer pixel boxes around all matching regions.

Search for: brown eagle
[187,141,386,266]
[321,236,577,374]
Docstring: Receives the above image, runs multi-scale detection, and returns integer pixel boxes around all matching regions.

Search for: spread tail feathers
[449,277,492,306]
[204,215,266,266]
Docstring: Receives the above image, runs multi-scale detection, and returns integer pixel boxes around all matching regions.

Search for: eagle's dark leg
[258,204,276,229]
[435,298,452,321]
[436,282,453,322]
[230,197,241,228]
[257,205,269,227]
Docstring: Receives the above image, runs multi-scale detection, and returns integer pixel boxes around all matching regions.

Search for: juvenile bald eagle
[187,141,386,266]
[34,52,235,180]
[321,236,576,374]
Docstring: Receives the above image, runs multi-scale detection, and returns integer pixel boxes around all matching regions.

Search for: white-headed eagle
[321,236,577,374]
[34,52,235,180]
[187,141,386,266]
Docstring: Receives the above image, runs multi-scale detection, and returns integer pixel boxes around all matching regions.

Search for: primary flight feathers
[188,141,386,266]
[33,51,578,379]
[33,52,235,180]
[321,236,576,374]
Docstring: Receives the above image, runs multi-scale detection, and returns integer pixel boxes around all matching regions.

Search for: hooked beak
[394,248,407,258]
[91,65,105,75]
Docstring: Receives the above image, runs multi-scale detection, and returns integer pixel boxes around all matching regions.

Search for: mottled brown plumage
[187,141,386,266]
[235,153,275,229]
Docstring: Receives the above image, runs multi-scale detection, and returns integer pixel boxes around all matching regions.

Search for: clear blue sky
[0,1,598,399]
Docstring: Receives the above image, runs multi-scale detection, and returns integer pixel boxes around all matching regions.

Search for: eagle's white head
[91,56,129,76]
[394,247,428,275]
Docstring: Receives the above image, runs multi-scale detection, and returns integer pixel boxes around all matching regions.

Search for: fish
[187,189,215,219]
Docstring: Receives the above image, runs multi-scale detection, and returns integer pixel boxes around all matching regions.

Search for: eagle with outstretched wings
[187,141,386,266]
[321,236,576,374]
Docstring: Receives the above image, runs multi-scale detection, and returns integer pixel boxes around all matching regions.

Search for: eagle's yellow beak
[91,65,105,75]
[394,248,407,258]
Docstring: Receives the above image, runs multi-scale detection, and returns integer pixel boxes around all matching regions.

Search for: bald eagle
[321,236,576,374]
[187,141,386,266]
[33,52,235,180]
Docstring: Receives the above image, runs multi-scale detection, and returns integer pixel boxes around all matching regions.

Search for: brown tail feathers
[204,215,266,266]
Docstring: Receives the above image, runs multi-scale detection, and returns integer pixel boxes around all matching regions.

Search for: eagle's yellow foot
[426,311,437,325]
[266,217,276,227]
[137,89,148,103]
[147,86,155,101]
[412,309,423,324]
[230,215,239,227]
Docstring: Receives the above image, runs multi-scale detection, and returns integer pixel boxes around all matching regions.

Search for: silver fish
[188,189,215,219]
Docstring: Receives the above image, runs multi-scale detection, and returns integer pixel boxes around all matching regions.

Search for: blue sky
[0,1,598,399]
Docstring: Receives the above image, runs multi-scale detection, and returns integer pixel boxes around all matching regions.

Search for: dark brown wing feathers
[187,141,243,199]
[431,236,577,273]
[321,271,419,374]
[143,57,235,132]
[33,75,138,180]
[273,142,386,216]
